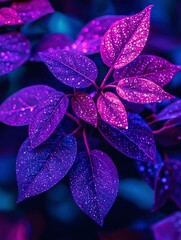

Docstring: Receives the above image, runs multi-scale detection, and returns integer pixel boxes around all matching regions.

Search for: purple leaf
[69,150,119,226]
[0,85,55,126]
[72,15,124,55]
[167,160,181,209]
[98,112,157,163]
[113,55,181,87]
[152,212,181,240]
[100,6,152,69]
[0,32,31,76]
[0,7,23,26]
[97,92,128,128]
[39,49,98,88]
[16,127,77,202]
[136,153,163,188]
[116,77,174,104]
[11,0,54,23]
[30,33,73,62]
[153,165,172,210]
[157,99,181,121]
[71,92,97,127]
[29,91,69,149]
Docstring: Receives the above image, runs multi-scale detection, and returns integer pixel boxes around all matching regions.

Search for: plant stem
[65,112,81,126]
[102,84,117,90]
[71,126,81,135]
[100,66,113,88]
[152,124,176,134]
[83,128,90,156]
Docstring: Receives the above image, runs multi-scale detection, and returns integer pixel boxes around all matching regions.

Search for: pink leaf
[11,0,54,23]
[72,15,124,55]
[100,5,153,69]
[97,92,128,128]
[71,92,97,127]
[0,32,31,76]
[116,77,174,104]
[29,91,69,149]
[0,7,23,26]
[0,85,55,126]
[113,55,181,87]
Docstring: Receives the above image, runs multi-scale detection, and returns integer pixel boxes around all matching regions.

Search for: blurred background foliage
[0,0,181,239]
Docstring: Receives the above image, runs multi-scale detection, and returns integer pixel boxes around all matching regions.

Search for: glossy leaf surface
[70,150,119,226]
[39,49,98,88]
[17,128,77,202]
[0,85,55,126]
[100,6,152,69]
[71,92,98,127]
[97,92,128,128]
[29,91,69,148]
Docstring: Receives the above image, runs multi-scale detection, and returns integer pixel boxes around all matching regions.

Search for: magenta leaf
[72,15,124,55]
[0,32,31,76]
[113,55,181,87]
[98,112,157,163]
[97,92,128,128]
[29,91,69,149]
[11,0,54,23]
[100,5,152,69]
[152,212,181,240]
[30,33,73,62]
[69,150,119,226]
[0,85,55,126]
[0,7,23,26]
[71,92,97,127]
[39,49,98,88]
[157,99,181,121]
[116,77,174,104]
[16,127,77,202]
[153,165,172,211]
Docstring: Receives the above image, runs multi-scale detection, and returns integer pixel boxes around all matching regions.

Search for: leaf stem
[102,84,117,90]
[83,128,90,156]
[152,124,177,134]
[100,66,113,88]
[71,126,81,135]
[65,112,81,126]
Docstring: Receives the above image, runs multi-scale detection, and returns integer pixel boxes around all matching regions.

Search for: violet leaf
[98,112,157,163]
[0,7,23,26]
[69,150,119,226]
[72,15,124,55]
[0,85,55,126]
[168,160,181,209]
[157,99,181,121]
[116,77,174,104]
[16,127,77,202]
[100,5,152,69]
[113,55,181,87]
[71,92,98,127]
[152,212,181,240]
[97,92,128,128]
[136,152,163,188]
[153,165,172,211]
[11,0,54,24]
[30,33,73,62]
[29,91,69,149]
[39,49,98,88]
[0,32,31,76]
